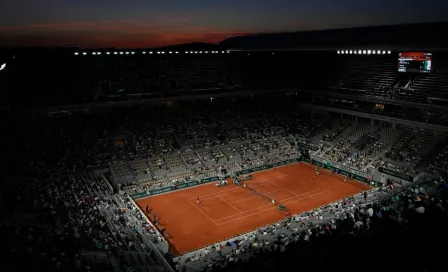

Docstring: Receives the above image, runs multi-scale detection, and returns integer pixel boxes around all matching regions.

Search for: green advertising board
[235,157,301,176]
[310,158,370,184]
[130,157,302,200]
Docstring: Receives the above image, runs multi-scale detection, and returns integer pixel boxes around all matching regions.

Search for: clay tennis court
[136,162,370,256]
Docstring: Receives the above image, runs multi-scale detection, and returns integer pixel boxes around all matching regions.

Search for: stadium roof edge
[228,47,448,52]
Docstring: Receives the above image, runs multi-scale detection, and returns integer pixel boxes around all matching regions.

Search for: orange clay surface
[136,162,370,256]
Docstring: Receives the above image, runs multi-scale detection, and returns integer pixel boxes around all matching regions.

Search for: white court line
[247,176,287,186]
[215,190,327,225]
[213,189,320,222]
[280,172,319,190]
[229,188,285,204]
[218,196,243,213]
[271,181,302,197]
[188,199,216,223]
[189,176,286,202]
[193,186,246,200]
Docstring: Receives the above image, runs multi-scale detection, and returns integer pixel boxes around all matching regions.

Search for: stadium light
[349,50,353,54]
[185,51,188,53]
[227,51,230,53]
[205,51,208,54]
[194,51,198,54]
[367,50,371,55]
[372,50,376,54]
[354,50,357,54]
[97,52,101,55]
[106,52,110,55]
[387,50,391,54]
[199,51,202,54]
[222,51,225,54]
[149,51,153,54]
[120,52,123,55]
[382,50,386,54]
[169,51,172,54]
[345,50,348,54]
[337,50,340,54]
[358,50,361,54]
[175,51,179,54]
[92,52,96,55]
[74,52,79,56]
[0,63,6,71]
[131,52,135,55]
[143,51,146,54]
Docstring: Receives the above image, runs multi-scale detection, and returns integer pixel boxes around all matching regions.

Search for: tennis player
[196,196,201,205]
[315,167,320,177]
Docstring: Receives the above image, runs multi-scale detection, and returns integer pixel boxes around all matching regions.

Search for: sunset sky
[0,0,447,48]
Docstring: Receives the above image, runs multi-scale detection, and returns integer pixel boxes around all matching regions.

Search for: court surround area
[136,162,369,256]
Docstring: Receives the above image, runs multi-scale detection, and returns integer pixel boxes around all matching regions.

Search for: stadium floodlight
[0,63,6,71]
[337,50,340,54]
[362,50,366,54]
[367,50,371,54]
[189,51,193,54]
[382,50,386,54]
[185,51,189,54]
[162,51,165,54]
[142,51,146,54]
[354,50,357,54]
[125,52,129,55]
[227,51,230,53]
[349,50,353,54]
[92,52,96,55]
[358,50,361,54]
[97,52,101,55]
[222,51,225,54]
[205,51,208,54]
[175,51,179,54]
[120,52,123,55]
[114,52,118,55]
[149,51,153,54]
[169,51,172,54]
[387,50,391,54]
[194,51,198,54]
[131,52,135,55]
[156,51,160,54]
[106,52,110,55]
[199,51,202,54]
[345,50,348,54]
[74,52,79,56]
[372,50,376,54]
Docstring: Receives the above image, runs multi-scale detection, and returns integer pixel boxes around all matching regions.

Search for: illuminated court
[136,162,370,256]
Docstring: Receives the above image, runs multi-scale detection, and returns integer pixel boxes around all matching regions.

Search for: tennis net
[244,184,277,205]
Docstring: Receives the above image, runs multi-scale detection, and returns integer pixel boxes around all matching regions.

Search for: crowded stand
[4,45,448,272]
[179,174,447,272]
[4,95,448,272]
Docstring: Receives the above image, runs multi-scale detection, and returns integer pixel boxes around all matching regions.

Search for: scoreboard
[398,52,432,73]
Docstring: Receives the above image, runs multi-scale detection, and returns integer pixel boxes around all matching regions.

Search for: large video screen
[398,52,432,73]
